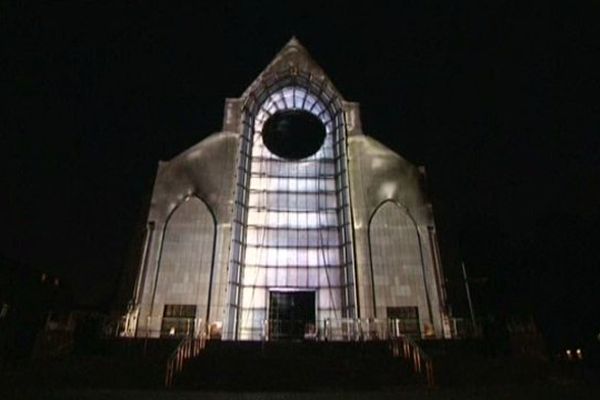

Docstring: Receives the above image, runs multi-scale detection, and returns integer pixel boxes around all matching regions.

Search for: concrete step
[175,341,418,390]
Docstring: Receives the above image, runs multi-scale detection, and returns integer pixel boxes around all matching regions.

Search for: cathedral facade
[124,39,449,340]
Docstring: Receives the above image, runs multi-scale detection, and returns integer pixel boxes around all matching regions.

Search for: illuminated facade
[124,38,449,340]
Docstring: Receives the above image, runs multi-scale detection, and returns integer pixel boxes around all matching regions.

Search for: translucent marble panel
[238,85,348,339]
[246,210,339,229]
[245,227,341,247]
[244,247,340,267]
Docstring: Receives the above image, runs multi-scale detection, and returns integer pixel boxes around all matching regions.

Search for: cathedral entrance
[268,291,315,340]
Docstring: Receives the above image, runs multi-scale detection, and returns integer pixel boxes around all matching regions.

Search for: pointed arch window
[229,76,356,340]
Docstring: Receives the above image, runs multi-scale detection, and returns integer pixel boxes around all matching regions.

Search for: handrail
[164,333,206,388]
[261,317,423,342]
[390,335,435,387]
[260,317,436,386]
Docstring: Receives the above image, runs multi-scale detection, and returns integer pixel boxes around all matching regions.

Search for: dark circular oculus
[261,110,326,159]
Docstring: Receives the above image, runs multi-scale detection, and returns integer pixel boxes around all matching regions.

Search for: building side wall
[133,132,239,337]
[347,133,446,337]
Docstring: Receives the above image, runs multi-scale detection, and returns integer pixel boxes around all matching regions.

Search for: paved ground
[5,383,600,400]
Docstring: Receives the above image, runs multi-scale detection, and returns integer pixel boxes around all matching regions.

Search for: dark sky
[2,2,599,349]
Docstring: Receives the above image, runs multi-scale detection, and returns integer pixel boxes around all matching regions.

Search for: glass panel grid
[234,82,353,340]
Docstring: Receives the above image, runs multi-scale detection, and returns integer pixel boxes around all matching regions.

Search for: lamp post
[461,262,476,328]
[459,262,489,337]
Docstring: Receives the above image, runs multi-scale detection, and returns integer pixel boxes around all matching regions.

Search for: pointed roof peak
[284,36,303,48]
[241,37,343,100]
[266,36,310,63]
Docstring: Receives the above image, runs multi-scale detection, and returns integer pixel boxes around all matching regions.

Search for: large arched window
[230,76,356,340]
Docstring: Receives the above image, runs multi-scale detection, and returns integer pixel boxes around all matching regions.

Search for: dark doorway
[269,291,315,340]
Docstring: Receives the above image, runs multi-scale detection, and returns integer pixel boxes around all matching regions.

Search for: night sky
[2,2,599,350]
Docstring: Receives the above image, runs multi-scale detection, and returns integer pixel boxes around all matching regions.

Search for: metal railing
[162,317,435,387]
[390,335,435,387]
[164,332,207,387]
[262,318,422,342]
[260,317,434,387]
[322,318,402,341]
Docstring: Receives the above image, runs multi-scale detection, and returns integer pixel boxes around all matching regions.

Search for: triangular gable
[241,37,344,100]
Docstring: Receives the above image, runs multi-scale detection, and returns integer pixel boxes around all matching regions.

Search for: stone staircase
[174,340,419,391]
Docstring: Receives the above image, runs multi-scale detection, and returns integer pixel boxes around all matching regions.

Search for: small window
[161,304,196,337]
[387,306,420,337]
